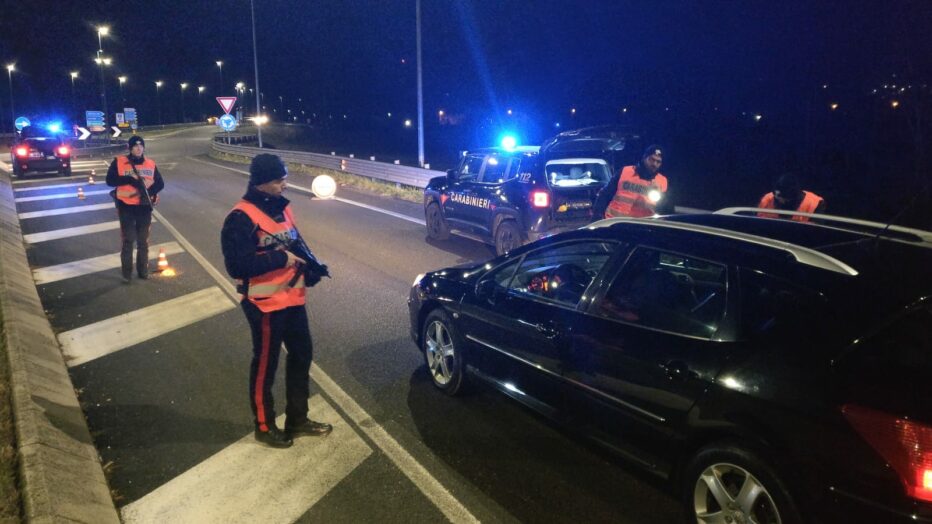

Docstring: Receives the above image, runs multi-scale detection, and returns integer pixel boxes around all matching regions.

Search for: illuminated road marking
[32,241,184,285]
[23,217,157,244]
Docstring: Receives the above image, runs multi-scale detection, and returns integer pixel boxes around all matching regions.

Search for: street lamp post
[118,76,127,106]
[6,64,14,132]
[279,95,284,118]
[216,61,223,96]
[198,86,205,121]
[250,0,263,147]
[96,26,111,142]
[154,81,163,125]
[415,0,426,166]
[180,83,188,122]
[70,71,79,121]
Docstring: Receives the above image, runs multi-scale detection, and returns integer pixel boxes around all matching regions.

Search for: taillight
[15,146,28,157]
[530,190,550,208]
[58,146,70,156]
[842,404,932,503]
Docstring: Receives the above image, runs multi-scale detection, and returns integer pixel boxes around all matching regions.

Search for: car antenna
[870,179,931,245]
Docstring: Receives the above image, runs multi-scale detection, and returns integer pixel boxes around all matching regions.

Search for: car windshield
[545,159,610,187]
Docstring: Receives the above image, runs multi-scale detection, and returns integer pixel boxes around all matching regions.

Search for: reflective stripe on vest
[231,200,306,312]
[604,166,668,218]
[115,156,157,205]
[757,191,823,222]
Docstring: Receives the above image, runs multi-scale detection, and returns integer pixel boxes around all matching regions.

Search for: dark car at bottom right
[408,208,932,523]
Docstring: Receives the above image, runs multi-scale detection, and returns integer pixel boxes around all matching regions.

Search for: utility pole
[251,0,263,147]
[416,0,425,166]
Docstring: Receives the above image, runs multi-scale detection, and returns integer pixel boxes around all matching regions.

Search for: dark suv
[408,209,932,523]
[424,127,639,255]
[10,126,73,177]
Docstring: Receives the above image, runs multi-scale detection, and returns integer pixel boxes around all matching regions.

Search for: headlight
[413,273,426,287]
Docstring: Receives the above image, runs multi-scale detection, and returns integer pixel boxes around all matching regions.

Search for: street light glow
[180,82,188,89]
[155,80,163,87]
[97,26,109,36]
[70,71,79,79]
[404,119,412,127]
[5,64,14,73]
[830,103,839,111]
[216,60,223,67]
[891,100,900,109]
[118,76,126,84]
[198,86,205,93]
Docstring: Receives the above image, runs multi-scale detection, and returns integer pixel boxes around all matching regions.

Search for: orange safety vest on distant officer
[757,191,824,222]
[232,200,306,313]
[604,166,669,218]
[114,156,157,205]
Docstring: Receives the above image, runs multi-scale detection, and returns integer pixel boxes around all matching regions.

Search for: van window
[544,159,610,188]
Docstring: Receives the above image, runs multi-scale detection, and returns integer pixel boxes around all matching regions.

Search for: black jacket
[220,186,317,281]
[106,154,165,206]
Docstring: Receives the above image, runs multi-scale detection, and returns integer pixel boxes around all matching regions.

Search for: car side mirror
[446,169,458,181]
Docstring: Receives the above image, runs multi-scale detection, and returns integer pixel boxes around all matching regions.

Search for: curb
[0,176,120,522]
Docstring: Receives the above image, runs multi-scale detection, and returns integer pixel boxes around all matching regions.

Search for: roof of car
[464,146,540,156]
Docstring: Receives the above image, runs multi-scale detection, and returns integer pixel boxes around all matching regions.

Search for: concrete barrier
[0,177,120,522]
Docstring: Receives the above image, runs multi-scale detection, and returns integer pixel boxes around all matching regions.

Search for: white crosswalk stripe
[23,217,157,244]
[120,395,372,523]
[32,241,184,285]
[15,181,97,192]
[15,188,112,202]
[58,287,236,367]
[19,203,113,219]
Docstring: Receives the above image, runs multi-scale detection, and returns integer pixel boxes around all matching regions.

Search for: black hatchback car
[408,209,932,523]
[423,127,639,256]
[10,126,73,177]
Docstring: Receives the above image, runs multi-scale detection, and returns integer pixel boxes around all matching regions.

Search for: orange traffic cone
[157,248,169,272]
[88,174,95,184]
[77,187,85,200]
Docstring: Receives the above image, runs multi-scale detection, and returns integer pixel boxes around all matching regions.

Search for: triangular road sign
[216,97,237,114]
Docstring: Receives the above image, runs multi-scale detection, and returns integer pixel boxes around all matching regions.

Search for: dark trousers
[241,301,313,432]
[117,203,152,278]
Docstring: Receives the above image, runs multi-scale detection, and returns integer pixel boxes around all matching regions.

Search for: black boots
[285,418,333,438]
[254,426,293,448]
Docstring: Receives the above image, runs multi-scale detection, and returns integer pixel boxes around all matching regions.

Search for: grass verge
[0,306,23,523]
[209,149,424,203]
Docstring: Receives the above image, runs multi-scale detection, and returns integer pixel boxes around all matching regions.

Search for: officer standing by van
[595,144,673,218]
[221,153,332,449]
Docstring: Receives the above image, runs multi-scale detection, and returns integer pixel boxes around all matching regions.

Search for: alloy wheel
[425,320,455,385]
[693,462,781,524]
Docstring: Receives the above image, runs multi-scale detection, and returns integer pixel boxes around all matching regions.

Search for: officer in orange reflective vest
[221,154,333,448]
[757,173,825,222]
[595,145,672,219]
[106,135,164,283]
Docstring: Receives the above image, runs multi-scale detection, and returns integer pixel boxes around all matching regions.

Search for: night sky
[2,0,929,128]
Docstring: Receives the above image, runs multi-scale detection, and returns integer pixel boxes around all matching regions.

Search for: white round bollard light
[311,174,337,199]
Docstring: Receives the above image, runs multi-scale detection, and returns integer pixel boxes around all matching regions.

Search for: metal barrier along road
[211,140,444,189]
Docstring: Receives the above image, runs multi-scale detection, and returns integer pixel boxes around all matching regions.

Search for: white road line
[58,287,236,368]
[19,203,113,219]
[11,171,108,185]
[15,188,112,202]
[15,181,90,192]
[23,217,157,244]
[32,241,184,285]
[152,205,481,523]
[120,396,372,523]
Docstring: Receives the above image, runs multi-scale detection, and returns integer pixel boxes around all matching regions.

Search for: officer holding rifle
[221,153,332,449]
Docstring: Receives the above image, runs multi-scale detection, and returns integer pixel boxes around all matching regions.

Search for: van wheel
[683,445,802,524]
[426,202,450,240]
[494,220,522,256]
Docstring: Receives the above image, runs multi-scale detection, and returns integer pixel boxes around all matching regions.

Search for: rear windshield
[544,159,610,188]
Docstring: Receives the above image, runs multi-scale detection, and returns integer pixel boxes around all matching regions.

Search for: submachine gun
[285,236,331,288]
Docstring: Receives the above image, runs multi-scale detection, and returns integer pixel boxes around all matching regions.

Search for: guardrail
[212,140,444,189]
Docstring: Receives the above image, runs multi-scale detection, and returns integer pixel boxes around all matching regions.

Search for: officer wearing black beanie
[106,134,165,283]
[220,153,332,448]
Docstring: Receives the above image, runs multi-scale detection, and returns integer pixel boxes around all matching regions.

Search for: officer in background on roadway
[595,144,673,219]
[221,153,333,449]
[106,135,164,283]
[756,173,825,222]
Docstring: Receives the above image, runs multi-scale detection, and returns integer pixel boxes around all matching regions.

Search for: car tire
[682,444,802,524]
[494,220,522,256]
[421,308,467,395]
[425,202,450,240]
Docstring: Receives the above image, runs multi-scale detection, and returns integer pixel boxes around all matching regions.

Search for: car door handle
[516,319,561,339]
[661,360,695,381]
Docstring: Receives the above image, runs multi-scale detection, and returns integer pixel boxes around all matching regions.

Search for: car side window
[596,247,727,338]
[738,268,830,343]
[458,154,485,182]
[508,241,618,307]
[478,154,511,184]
